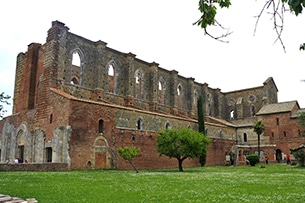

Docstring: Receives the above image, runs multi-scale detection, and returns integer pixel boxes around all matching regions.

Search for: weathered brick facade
[1,21,304,170]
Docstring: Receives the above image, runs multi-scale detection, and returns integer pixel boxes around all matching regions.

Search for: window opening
[135,70,143,99]
[158,78,166,104]
[243,133,247,142]
[251,105,256,116]
[46,147,52,162]
[165,122,171,129]
[18,145,24,163]
[177,84,182,108]
[283,131,286,138]
[108,64,115,93]
[71,51,81,85]
[276,118,279,125]
[230,110,234,119]
[137,118,143,130]
[99,119,104,134]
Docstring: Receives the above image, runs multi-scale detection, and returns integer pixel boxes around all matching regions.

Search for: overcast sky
[1,0,305,118]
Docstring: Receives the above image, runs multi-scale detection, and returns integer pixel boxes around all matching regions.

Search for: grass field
[0,164,304,203]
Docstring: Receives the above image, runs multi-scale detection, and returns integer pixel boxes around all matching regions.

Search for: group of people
[13,158,28,164]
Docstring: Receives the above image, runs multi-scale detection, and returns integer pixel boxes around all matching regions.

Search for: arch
[15,124,28,163]
[206,93,212,116]
[98,119,104,134]
[243,133,248,142]
[177,83,183,108]
[93,136,110,169]
[275,149,282,163]
[251,105,256,116]
[106,61,117,93]
[70,49,84,85]
[158,76,166,104]
[136,117,144,130]
[193,90,198,111]
[165,121,171,130]
[230,109,234,119]
[135,69,144,99]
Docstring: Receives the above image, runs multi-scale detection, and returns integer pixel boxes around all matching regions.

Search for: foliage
[0,165,304,202]
[197,95,207,166]
[0,92,11,118]
[254,120,265,136]
[290,145,305,166]
[197,95,205,134]
[246,154,259,166]
[118,146,141,173]
[254,120,265,159]
[196,0,305,50]
[196,0,231,29]
[157,128,210,172]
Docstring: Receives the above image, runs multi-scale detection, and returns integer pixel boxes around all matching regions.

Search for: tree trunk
[178,158,183,172]
[129,160,139,173]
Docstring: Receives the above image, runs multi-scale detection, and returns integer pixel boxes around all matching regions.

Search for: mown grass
[0,164,304,203]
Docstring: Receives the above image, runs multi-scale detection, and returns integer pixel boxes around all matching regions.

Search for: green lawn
[0,164,304,203]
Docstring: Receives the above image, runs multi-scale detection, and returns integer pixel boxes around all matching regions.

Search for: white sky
[1,0,305,118]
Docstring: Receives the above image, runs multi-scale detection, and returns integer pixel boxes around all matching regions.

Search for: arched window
[243,133,248,142]
[135,69,144,99]
[230,110,234,119]
[136,117,144,130]
[251,105,256,116]
[165,122,171,130]
[71,51,82,85]
[193,91,198,111]
[158,77,166,104]
[177,84,183,108]
[99,119,104,134]
[107,64,115,93]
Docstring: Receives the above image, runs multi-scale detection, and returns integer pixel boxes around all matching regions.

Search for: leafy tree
[157,128,210,172]
[197,95,205,134]
[197,95,206,166]
[195,0,305,50]
[290,145,305,166]
[246,154,259,166]
[254,120,265,160]
[118,146,141,173]
[0,92,11,119]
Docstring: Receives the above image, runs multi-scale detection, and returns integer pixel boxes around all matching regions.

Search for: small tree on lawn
[197,95,206,166]
[157,128,210,172]
[118,146,141,173]
[290,145,305,166]
[254,120,265,161]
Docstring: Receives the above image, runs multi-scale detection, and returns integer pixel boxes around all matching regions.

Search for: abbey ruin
[0,21,304,170]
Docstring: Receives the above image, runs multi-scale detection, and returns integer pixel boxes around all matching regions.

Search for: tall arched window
[177,84,183,108]
[193,90,198,111]
[135,69,144,99]
[158,77,166,104]
[107,64,115,93]
[243,133,248,142]
[99,119,104,134]
[71,51,82,85]
[136,117,144,130]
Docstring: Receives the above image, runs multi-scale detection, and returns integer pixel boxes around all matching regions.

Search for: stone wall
[0,163,68,171]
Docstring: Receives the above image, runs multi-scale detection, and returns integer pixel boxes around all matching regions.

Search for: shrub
[246,154,259,166]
